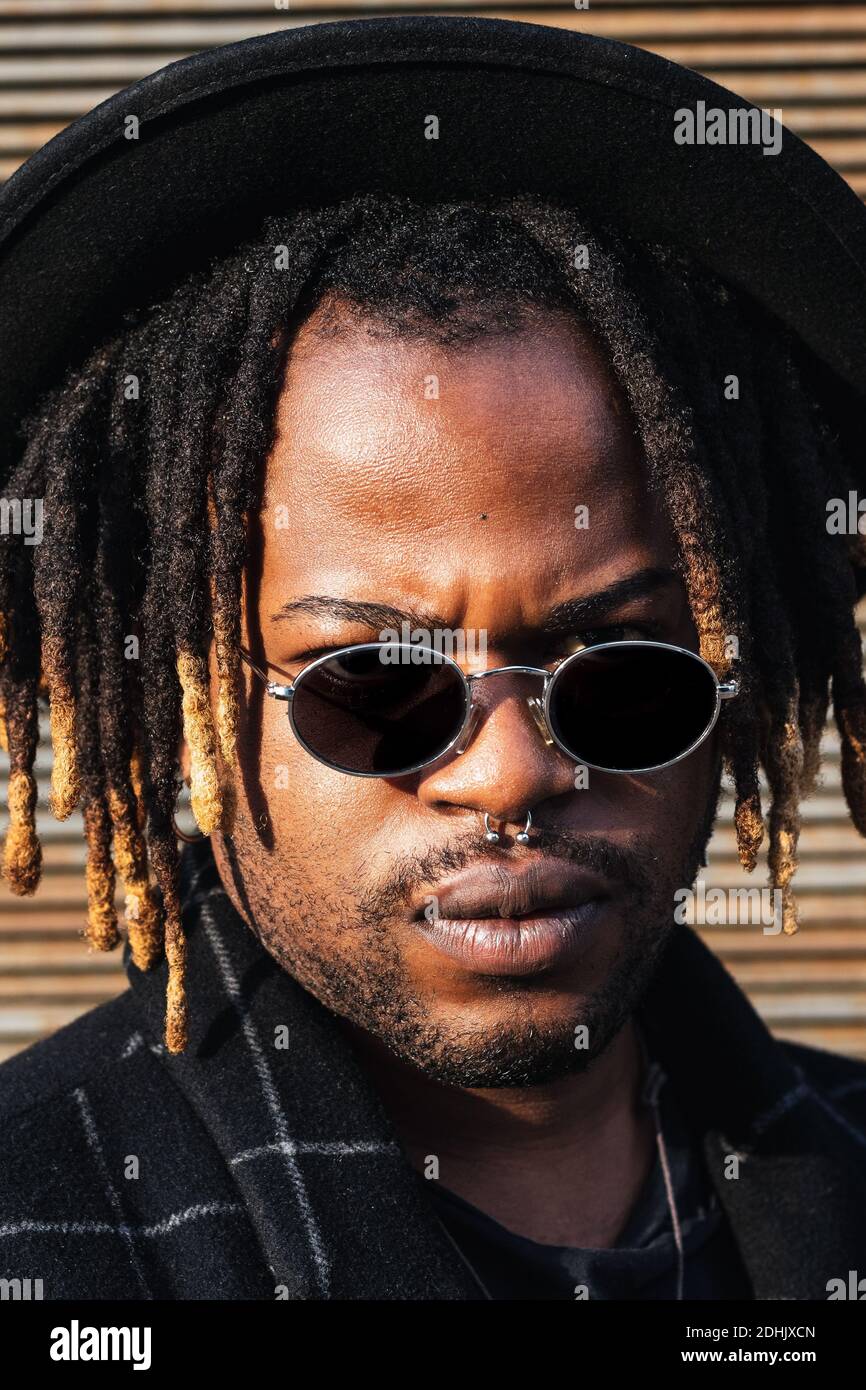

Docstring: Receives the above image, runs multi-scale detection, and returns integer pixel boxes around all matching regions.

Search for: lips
[410,858,614,977]
[420,859,611,922]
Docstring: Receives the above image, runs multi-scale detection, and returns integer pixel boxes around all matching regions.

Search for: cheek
[569,736,718,856]
[632,738,719,858]
[238,683,398,850]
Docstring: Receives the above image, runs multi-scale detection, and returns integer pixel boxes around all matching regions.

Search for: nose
[415,671,577,826]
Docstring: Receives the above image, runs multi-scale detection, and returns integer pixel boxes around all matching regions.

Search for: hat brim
[1,13,864,472]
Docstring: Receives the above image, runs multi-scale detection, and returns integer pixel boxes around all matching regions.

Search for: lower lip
[412,903,607,977]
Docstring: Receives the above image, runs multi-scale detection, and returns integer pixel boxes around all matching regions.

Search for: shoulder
[0,990,173,1209]
[0,989,148,1120]
[0,993,227,1299]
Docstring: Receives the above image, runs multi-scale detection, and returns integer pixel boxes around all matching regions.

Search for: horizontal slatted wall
[1,0,865,1061]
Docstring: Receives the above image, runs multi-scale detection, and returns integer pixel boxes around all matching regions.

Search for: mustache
[357,822,661,926]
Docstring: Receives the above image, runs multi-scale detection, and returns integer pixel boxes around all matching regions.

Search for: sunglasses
[238,639,738,779]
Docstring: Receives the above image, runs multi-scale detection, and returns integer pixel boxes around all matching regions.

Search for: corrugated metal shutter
[1,1,865,1062]
[701,610,866,1061]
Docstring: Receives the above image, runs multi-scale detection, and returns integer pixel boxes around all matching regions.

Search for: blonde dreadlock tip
[177,649,224,836]
[777,882,800,937]
[47,697,79,820]
[734,795,764,874]
[82,800,119,950]
[126,888,164,972]
[164,959,189,1053]
[190,783,222,837]
[85,915,120,952]
[3,770,42,895]
[164,1002,189,1055]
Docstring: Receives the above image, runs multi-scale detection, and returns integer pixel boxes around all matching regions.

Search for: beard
[219,785,718,1090]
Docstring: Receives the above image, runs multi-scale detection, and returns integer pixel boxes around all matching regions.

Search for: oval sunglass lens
[549,644,719,772]
[290,644,467,775]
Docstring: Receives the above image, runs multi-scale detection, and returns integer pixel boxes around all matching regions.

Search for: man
[0,16,865,1302]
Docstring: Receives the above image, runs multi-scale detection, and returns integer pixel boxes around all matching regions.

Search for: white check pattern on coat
[0,1202,246,1241]
[230,1139,401,1167]
[74,1085,151,1297]
[201,903,333,1296]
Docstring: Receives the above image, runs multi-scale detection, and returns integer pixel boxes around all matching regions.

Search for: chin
[375,1000,626,1089]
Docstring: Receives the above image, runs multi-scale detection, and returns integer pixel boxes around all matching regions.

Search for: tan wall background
[1,0,865,1062]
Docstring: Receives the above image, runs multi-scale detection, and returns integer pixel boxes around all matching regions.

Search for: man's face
[212,299,719,1086]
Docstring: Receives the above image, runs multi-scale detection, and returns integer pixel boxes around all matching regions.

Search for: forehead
[256,306,679,631]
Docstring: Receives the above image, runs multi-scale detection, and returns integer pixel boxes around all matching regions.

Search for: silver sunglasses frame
[240,639,739,779]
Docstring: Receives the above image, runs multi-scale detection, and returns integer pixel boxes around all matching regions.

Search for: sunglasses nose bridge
[455,665,551,756]
[525,694,556,747]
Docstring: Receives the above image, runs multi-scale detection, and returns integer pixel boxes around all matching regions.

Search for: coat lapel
[639,926,866,1299]
[128,845,481,1300]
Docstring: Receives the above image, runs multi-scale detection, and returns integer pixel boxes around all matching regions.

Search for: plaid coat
[1,841,865,1301]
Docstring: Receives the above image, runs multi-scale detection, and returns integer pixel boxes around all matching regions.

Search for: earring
[172,814,208,844]
[172,781,208,844]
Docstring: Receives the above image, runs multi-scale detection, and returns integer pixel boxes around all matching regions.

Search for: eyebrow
[270,568,679,636]
[541,566,679,634]
[271,596,451,631]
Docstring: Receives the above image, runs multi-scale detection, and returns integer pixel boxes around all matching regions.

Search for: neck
[342,1016,656,1248]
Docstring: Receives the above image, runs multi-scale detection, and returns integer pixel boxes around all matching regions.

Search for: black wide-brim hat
[1,14,865,484]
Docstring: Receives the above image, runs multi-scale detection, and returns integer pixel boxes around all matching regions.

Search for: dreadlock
[2,192,865,1051]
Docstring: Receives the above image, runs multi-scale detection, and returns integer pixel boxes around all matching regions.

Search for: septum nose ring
[484,811,532,846]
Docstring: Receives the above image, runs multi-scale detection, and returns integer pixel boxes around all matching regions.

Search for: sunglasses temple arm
[238,647,293,700]
[718,679,739,700]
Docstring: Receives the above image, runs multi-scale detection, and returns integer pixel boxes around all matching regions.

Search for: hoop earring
[173,819,208,845]
[172,783,208,844]
[483,810,532,845]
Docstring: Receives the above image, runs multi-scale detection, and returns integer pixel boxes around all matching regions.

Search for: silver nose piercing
[483,810,532,845]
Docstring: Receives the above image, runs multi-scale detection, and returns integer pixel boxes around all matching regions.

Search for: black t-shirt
[422,1068,753,1301]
